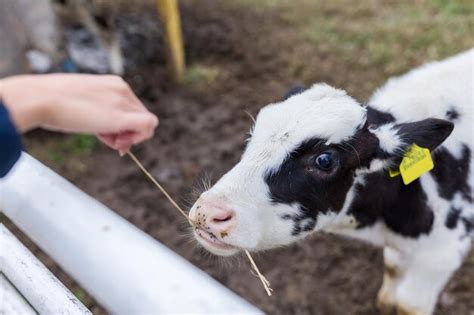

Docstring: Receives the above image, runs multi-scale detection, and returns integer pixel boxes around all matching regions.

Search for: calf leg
[377,247,403,315]
[393,242,468,315]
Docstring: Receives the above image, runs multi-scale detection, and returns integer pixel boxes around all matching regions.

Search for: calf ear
[396,118,454,152]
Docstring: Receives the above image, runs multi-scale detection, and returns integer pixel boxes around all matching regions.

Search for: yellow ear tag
[399,144,434,185]
[389,168,400,177]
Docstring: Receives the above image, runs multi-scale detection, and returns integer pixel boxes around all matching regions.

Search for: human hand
[0,74,158,155]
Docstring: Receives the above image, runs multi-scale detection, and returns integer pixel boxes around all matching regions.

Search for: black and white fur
[190,49,473,315]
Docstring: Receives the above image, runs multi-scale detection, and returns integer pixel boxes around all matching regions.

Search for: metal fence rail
[0,224,91,315]
[0,153,261,314]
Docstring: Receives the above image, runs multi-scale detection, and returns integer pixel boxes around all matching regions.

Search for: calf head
[190,84,453,256]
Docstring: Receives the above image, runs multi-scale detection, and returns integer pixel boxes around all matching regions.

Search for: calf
[189,49,473,315]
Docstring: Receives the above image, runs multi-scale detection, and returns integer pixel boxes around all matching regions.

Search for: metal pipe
[0,223,91,314]
[0,153,261,314]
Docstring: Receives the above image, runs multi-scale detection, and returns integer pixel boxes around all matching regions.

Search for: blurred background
[1,0,473,314]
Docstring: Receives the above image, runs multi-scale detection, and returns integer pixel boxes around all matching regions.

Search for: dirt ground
[7,0,474,314]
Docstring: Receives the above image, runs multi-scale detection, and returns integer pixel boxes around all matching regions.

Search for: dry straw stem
[127,151,273,296]
[127,152,191,222]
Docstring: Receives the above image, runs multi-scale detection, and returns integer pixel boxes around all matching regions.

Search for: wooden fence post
[156,0,185,83]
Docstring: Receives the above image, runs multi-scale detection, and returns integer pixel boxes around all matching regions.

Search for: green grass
[67,135,100,154]
[299,1,472,72]
[47,135,99,163]
[234,0,473,76]
[432,0,474,16]
[183,64,221,86]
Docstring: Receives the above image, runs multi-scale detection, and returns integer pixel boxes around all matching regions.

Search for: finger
[130,127,155,145]
[118,145,131,156]
[115,127,155,154]
[114,131,136,155]
[114,112,159,135]
[115,131,135,146]
[97,133,118,149]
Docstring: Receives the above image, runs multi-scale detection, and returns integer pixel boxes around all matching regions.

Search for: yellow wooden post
[157,0,185,83]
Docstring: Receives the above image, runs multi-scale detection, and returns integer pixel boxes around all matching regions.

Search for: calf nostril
[212,214,233,223]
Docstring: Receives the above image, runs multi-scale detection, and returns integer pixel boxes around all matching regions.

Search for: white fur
[370,123,402,154]
[370,48,474,159]
[245,83,366,173]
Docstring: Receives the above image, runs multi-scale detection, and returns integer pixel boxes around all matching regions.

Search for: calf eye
[315,153,333,170]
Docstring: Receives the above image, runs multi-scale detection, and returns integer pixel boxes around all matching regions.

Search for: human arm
[0,74,159,155]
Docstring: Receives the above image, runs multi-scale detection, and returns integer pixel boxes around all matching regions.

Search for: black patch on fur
[366,107,395,127]
[431,145,472,202]
[462,216,474,234]
[445,207,462,229]
[446,108,460,121]
[349,172,434,237]
[282,207,317,236]
[266,129,378,236]
[283,85,306,101]
[264,116,461,239]
[266,138,350,235]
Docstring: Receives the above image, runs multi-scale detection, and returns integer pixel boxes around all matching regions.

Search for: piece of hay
[127,152,273,296]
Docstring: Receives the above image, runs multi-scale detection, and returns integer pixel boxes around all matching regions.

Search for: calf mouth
[194,227,240,256]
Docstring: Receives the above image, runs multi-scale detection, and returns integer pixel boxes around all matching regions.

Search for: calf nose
[207,206,235,231]
[190,202,236,233]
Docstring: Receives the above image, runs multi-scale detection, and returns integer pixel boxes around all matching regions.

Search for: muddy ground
[8,1,474,314]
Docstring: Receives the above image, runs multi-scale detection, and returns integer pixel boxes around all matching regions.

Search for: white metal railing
[0,224,91,314]
[1,272,37,315]
[0,153,262,314]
